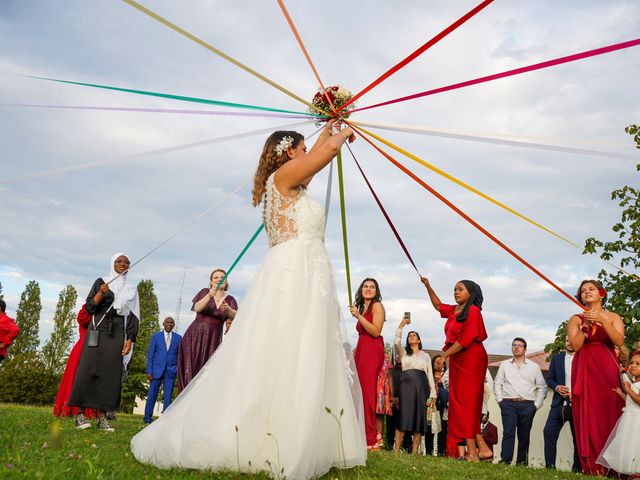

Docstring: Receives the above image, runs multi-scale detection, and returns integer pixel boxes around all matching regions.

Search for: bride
[131,119,366,479]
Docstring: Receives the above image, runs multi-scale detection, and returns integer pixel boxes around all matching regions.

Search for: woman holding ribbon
[421,277,490,461]
[68,253,139,432]
[568,279,624,475]
[349,278,385,450]
[131,119,366,479]
[176,269,238,391]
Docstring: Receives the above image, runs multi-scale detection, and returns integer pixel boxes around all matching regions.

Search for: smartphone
[404,311,411,323]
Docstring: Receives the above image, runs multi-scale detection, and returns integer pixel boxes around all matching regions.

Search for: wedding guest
[144,317,182,424]
[375,353,394,448]
[393,315,436,454]
[480,412,498,454]
[596,350,640,475]
[568,279,624,475]
[349,278,385,450]
[421,278,490,461]
[68,253,139,432]
[425,354,448,456]
[543,335,580,472]
[385,352,412,452]
[53,305,95,419]
[0,299,20,365]
[177,269,237,390]
[494,337,547,466]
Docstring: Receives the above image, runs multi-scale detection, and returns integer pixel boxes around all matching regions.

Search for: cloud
[1,0,638,355]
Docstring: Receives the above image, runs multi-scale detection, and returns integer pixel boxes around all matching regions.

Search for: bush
[0,352,59,405]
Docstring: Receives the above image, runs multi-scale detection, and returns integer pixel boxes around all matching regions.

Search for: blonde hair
[251,131,304,207]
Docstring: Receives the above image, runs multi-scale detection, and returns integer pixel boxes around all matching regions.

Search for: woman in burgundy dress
[53,305,95,419]
[349,278,385,450]
[177,269,238,391]
[568,279,624,475]
[421,277,490,462]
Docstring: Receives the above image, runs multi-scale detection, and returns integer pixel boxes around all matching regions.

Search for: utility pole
[175,266,187,333]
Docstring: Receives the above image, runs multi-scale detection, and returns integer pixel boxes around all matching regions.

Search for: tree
[41,285,78,375]
[120,279,160,413]
[548,125,640,354]
[10,280,42,359]
[0,281,4,300]
[0,352,58,404]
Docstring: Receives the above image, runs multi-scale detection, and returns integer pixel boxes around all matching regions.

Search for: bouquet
[308,85,356,126]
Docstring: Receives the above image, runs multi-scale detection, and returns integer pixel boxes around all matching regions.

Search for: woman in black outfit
[68,253,139,431]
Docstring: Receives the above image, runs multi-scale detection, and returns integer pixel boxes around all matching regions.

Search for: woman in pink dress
[375,354,394,447]
[349,278,385,450]
[568,279,625,475]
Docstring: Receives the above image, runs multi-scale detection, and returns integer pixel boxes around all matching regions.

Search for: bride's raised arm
[276,119,354,190]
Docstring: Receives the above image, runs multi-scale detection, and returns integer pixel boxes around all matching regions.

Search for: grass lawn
[0,403,585,479]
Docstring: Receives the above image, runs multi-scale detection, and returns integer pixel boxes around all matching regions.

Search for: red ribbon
[352,38,640,113]
[344,143,421,276]
[339,0,494,113]
[349,123,586,311]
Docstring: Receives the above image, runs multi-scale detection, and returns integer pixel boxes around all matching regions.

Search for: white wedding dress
[131,172,367,479]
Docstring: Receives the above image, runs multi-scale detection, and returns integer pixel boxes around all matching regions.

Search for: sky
[0,0,638,355]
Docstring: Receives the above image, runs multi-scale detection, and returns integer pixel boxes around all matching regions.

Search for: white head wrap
[104,252,139,319]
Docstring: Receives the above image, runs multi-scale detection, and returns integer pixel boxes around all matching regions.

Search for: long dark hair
[405,330,423,356]
[457,279,483,323]
[354,278,382,314]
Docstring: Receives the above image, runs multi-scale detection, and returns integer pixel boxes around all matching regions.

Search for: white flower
[275,136,294,156]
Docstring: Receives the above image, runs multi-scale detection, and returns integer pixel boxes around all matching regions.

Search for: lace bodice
[263,173,325,247]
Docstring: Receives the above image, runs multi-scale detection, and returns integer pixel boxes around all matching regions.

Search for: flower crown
[274,136,294,157]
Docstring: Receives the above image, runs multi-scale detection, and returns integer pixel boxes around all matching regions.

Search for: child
[597,350,640,475]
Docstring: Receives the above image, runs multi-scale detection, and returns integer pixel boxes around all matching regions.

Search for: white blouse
[394,326,436,399]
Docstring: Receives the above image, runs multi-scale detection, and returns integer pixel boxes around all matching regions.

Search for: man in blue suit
[543,335,580,472]
[143,317,182,424]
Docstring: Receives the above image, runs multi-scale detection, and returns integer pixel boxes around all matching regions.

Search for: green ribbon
[17,74,324,117]
[336,150,353,304]
[216,224,265,289]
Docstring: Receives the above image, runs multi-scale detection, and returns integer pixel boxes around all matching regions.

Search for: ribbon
[351,124,586,310]
[216,224,265,289]
[276,0,336,115]
[352,38,640,113]
[1,120,312,185]
[324,160,334,222]
[8,73,316,116]
[120,0,320,112]
[351,120,637,161]
[1,103,313,120]
[336,150,353,304]
[339,0,494,113]
[108,180,250,285]
[352,123,580,248]
[345,143,421,276]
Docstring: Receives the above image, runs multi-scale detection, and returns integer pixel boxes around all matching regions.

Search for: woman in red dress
[568,279,624,475]
[349,278,385,450]
[421,277,491,462]
[53,305,95,419]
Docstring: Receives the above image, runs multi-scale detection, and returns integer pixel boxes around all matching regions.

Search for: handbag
[426,404,442,434]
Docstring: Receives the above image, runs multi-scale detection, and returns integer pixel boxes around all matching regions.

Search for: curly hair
[252,131,304,207]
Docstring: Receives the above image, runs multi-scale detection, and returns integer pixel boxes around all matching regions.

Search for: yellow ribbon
[352,122,640,281]
[352,122,580,247]
[120,0,328,116]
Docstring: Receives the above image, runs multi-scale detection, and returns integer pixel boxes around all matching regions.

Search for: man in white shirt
[494,337,547,466]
